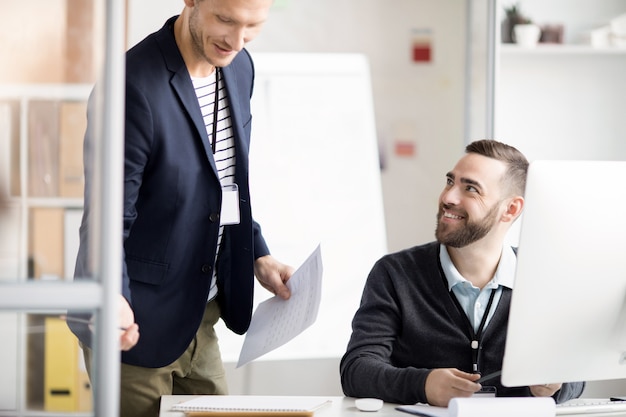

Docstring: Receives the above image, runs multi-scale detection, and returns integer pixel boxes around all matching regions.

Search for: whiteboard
[215,53,387,363]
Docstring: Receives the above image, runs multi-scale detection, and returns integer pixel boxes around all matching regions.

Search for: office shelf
[500,43,626,55]
[0,83,91,414]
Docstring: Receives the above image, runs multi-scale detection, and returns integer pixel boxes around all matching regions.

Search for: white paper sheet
[237,245,323,367]
[397,397,556,417]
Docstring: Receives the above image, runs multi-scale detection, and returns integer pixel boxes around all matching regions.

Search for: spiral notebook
[170,395,332,416]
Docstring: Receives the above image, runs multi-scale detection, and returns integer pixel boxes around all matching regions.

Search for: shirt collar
[439,244,516,291]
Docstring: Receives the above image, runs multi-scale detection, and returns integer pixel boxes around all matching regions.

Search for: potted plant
[502,3,531,43]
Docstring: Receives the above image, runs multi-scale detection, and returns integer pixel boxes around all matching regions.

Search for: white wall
[497,50,626,162]
[248,0,468,253]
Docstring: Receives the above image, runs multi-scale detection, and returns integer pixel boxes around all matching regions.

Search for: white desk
[159,396,626,417]
[159,396,401,416]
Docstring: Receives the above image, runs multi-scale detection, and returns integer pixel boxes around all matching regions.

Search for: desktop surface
[159,396,399,416]
[159,395,626,417]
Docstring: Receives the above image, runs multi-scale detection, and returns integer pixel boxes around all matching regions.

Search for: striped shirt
[192,68,236,301]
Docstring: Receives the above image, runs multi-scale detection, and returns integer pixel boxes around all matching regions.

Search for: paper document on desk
[396,397,555,417]
[237,244,323,367]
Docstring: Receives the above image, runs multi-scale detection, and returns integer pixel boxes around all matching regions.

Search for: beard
[188,8,210,63]
[435,203,500,248]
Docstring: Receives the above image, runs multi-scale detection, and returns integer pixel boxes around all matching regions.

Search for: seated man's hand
[425,368,482,407]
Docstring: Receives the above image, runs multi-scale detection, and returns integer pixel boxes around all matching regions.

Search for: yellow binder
[44,316,92,412]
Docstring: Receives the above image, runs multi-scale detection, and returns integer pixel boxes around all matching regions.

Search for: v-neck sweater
[340,241,584,405]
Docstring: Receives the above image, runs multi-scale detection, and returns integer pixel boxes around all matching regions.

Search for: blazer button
[201,264,212,274]
[209,212,220,223]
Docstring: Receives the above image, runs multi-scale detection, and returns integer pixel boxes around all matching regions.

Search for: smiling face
[435,153,509,248]
[185,0,272,69]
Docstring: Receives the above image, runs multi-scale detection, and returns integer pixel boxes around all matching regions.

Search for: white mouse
[354,398,383,412]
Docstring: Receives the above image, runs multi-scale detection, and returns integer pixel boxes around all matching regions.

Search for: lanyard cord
[449,288,497,373]
[211,67,220,154]
[436,247,499,374]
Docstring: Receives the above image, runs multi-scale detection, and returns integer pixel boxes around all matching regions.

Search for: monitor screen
[501,160,626,387]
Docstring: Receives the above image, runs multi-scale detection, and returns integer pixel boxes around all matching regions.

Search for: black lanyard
[449,287,497,374]
[210,67,221,154]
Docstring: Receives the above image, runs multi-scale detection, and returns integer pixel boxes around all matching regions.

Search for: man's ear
[501,196,524,223]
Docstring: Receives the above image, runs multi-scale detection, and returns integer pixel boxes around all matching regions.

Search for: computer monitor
[501,160,626,387]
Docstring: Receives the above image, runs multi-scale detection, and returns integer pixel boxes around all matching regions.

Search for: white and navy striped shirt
[192,68,236,301]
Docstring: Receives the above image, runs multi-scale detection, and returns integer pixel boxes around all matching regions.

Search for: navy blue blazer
[72,16,270,368]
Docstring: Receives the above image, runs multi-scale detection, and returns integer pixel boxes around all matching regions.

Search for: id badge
[220,184,240,226]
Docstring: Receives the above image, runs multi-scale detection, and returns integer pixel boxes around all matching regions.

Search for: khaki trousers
[82,300,228,417]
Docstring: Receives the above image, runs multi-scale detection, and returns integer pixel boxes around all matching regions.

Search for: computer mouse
[355,398,383,412]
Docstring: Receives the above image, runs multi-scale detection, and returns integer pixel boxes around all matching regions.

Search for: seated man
[340,139,584,406]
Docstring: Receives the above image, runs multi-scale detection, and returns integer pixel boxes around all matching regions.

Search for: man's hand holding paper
[237,245,323,367]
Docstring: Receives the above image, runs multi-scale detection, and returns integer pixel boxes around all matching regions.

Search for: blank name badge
[220,184,240,226]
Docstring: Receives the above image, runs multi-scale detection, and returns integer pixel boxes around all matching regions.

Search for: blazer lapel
[156,20,219,180]
[170,72,219,177]
[221,65,249,171]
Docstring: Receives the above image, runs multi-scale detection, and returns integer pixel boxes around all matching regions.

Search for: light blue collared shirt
[439,244,516,332]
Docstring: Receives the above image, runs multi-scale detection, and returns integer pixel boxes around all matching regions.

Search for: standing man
[340,140,584,406]
[71,0,294,416]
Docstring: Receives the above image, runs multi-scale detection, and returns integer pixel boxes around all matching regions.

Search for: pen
[477,370,501,384]
[60,315,129,331]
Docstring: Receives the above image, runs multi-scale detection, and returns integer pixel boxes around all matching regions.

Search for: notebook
[170,395,332,416]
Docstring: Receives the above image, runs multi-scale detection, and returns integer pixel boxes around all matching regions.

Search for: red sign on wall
[411,29,433,63]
